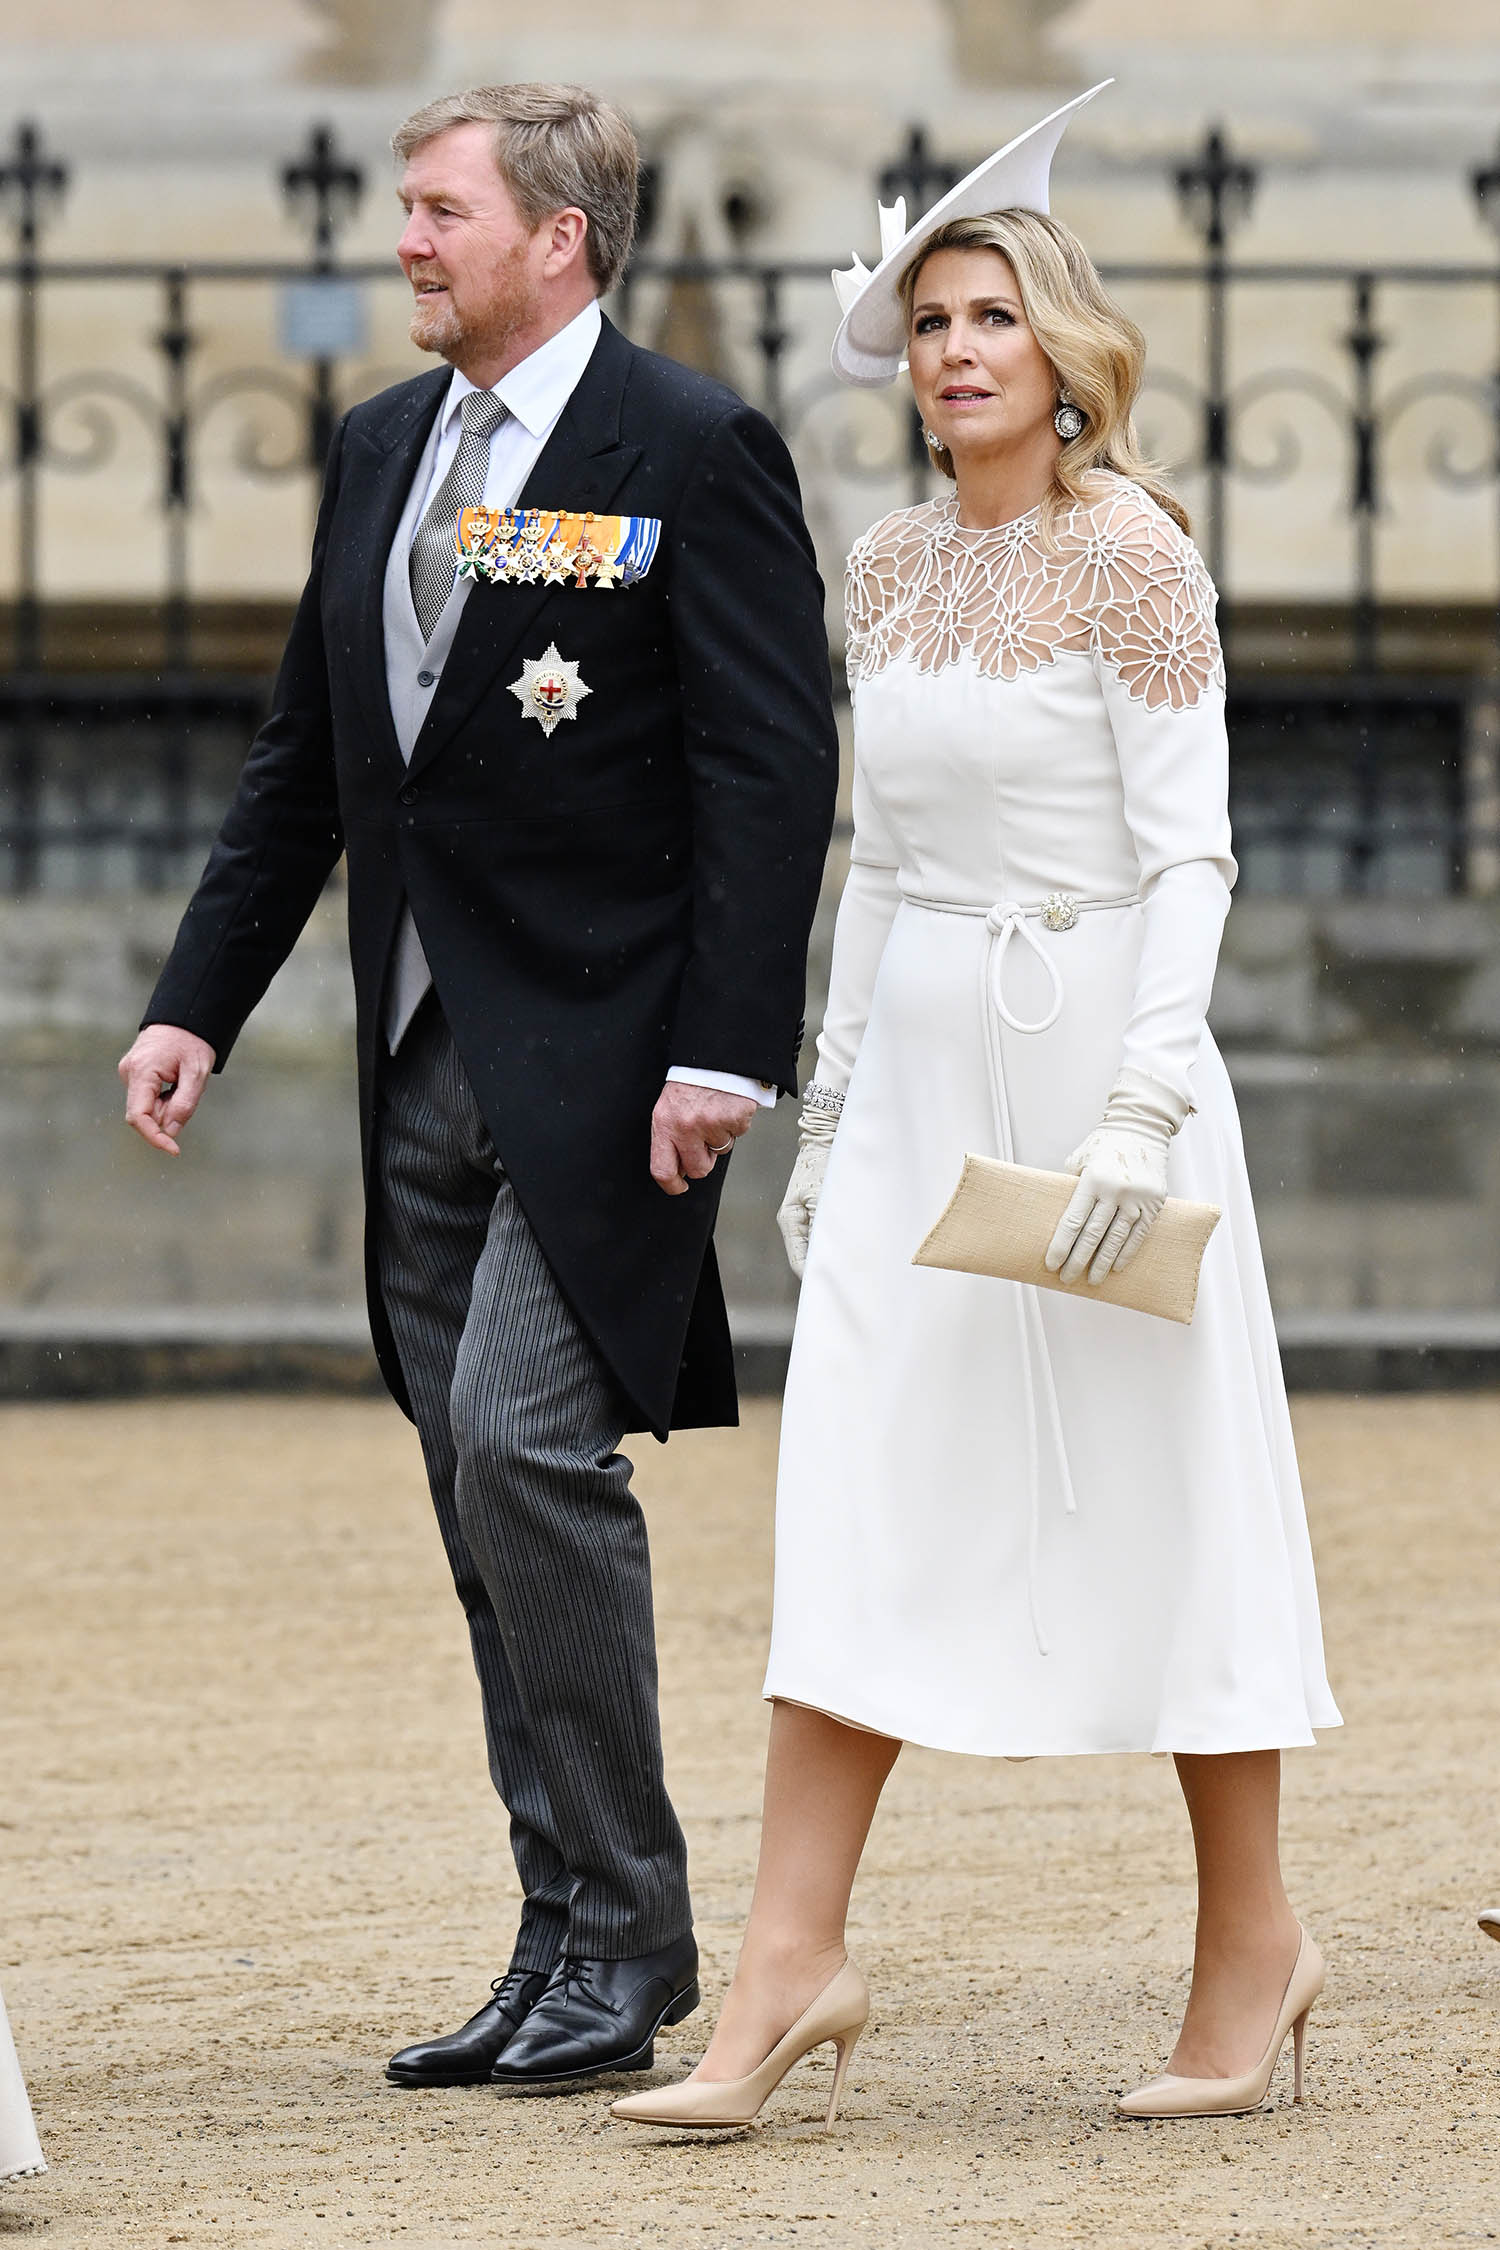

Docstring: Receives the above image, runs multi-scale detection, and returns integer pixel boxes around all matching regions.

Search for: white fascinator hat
[830,80,1113,388]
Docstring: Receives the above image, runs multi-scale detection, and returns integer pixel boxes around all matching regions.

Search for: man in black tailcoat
[118,83,837,2090]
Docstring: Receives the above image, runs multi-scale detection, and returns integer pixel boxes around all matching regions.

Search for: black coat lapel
[405,318,642,778]
[340,370,449,765]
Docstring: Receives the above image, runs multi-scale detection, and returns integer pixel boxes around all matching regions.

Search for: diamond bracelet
[801,1082,845,1119]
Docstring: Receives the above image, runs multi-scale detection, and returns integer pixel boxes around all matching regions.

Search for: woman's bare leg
[1166,1750,1305,2078]
[694,1700,901,2082]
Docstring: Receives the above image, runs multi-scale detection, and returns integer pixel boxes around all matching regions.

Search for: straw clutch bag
[913,1156,1221,1325]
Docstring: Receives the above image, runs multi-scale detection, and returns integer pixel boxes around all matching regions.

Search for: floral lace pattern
[844,473,1225,713]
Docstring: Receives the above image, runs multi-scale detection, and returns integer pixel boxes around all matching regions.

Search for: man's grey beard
[409,291,466,357]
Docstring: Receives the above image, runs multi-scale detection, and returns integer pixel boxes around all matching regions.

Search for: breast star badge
[509,643,592,738]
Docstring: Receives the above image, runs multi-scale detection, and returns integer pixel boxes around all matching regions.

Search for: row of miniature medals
[455,505,652,592]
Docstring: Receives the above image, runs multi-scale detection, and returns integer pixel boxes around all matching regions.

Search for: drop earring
[922,427,945,453]
[1053,394,1086,442]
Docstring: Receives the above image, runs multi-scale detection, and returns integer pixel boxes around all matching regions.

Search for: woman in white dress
[615,89,1339,2136]
[0,1988,46,2186]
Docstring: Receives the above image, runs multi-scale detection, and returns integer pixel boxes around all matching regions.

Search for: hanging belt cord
[901,889,1141,1654]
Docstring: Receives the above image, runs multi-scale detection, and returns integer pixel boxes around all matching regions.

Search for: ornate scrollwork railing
[1,118,1499,895]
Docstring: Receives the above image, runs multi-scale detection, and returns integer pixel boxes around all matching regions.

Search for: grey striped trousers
[374,1000,691,1968]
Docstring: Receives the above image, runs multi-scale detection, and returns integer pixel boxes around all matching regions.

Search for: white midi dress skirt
[763,894,1342,1758]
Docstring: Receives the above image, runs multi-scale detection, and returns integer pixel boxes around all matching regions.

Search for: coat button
[417,669,436,688]
[399,784,419,806]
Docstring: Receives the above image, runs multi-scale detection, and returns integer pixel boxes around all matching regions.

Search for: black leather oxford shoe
[487,1936,699,2089]
[386,1968,552,2087]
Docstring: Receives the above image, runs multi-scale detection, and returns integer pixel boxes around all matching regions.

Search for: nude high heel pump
[610,1959,869,2132]
[1116,1928,1324,2119]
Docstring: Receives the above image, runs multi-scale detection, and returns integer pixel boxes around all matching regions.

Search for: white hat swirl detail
[830,80,1113,388]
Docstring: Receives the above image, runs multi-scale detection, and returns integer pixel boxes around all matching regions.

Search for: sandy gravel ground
[1,1393,1498,2250]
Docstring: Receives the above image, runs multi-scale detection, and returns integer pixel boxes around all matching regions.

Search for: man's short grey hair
[392,83,640,294]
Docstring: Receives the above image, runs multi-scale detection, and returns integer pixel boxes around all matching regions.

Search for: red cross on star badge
[508,643,592,739]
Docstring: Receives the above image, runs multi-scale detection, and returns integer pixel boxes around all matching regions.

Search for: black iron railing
[0,673,268,895]
[2,117,1500,895]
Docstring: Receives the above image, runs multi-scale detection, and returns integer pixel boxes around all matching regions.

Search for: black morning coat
[143,315,840,1438]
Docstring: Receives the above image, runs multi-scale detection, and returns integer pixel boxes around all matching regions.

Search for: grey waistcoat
[379,410,480,1049]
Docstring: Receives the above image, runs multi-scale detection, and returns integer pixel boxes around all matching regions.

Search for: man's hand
[649,1083,757,1197]
[118,1024,217,1156]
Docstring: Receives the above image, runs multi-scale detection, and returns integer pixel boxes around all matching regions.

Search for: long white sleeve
[1090,503,1237,1108]
[812,758,902,1094]
[810,539,906,1096]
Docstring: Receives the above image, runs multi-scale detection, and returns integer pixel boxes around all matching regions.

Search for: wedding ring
[707,1139,734,1155]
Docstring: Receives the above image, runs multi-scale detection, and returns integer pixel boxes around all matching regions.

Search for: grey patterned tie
[409,388,510,641]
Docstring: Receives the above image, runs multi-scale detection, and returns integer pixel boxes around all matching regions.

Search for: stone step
[3,1303,1498,1400]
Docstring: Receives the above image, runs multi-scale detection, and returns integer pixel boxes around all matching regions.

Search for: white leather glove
[776,1087,841,1277]
[1044,1065,1191,1287]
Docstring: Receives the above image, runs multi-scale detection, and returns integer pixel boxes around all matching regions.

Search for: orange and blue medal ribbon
[456,507,661,589]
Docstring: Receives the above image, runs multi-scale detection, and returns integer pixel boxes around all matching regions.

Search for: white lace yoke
[845,474,1225,714]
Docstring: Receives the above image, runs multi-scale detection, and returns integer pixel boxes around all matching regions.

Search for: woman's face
[907,246,1059,466]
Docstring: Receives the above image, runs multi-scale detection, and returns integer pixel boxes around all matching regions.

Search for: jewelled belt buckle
[1039,891,1079,932]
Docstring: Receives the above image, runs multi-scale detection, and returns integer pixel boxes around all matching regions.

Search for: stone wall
[9,864,1500,1323]
[16,880,1500,1065]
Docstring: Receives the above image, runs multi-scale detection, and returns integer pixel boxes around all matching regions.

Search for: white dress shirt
[418,295,603,520]
[391,296,771,1107]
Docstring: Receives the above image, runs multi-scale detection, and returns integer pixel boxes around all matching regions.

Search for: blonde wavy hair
[897,208,1188,535]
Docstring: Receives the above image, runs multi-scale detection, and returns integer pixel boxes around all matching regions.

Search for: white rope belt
[902,888,1141,1655]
